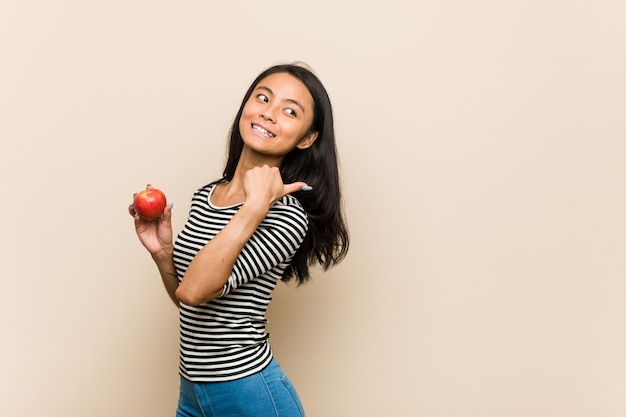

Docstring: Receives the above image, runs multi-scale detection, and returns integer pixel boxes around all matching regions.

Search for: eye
[284,108,297,117]
[256,93,269,103]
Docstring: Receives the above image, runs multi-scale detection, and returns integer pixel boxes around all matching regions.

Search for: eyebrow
[255,85,306,114]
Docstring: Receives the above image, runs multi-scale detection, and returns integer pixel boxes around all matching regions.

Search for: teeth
[253,124,275,137]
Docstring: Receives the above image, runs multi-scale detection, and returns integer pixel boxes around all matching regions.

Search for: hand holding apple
[133,185,167,221]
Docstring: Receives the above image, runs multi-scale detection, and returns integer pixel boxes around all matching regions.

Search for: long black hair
[217,63,349,284]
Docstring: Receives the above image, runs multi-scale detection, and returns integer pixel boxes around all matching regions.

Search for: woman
[129,63,349,416]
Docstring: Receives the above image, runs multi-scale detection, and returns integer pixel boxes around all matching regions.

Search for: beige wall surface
[1,1,625,416]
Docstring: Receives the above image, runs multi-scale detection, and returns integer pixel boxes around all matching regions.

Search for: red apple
[133,186,167,221]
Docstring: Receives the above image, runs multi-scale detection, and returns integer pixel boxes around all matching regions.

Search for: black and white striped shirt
[172,184,308,382]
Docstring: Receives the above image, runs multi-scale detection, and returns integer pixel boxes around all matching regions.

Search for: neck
[225,147,284,190]
[235,147,284,176]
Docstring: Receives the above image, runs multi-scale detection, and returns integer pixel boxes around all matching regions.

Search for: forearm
[152,251,180,308]
[175,202,267,306]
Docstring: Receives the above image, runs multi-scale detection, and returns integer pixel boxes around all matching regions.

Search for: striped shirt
[172,183,309,382]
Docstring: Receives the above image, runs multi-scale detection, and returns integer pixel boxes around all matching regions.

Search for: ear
[296,131,319,150]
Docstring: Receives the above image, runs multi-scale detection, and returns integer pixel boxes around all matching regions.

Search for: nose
[260,104,278,123]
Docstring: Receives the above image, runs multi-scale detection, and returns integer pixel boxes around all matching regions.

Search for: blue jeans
[175,359,306,417]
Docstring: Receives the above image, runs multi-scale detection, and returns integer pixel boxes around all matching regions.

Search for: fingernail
[302,185,313,191]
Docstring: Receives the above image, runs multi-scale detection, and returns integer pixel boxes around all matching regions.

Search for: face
[238,72,318,160]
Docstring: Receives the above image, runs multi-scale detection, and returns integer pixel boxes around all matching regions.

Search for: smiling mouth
[252,124,275,138]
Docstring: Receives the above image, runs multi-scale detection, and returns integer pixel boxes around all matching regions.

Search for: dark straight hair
[217,63,349,284]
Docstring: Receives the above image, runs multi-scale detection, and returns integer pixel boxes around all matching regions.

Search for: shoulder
[265,194,308,230]
[194,182,216,196]
[189,182,220,204]
[274,194,306,217]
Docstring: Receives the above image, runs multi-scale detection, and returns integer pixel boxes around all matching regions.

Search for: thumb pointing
[284,182,313,196]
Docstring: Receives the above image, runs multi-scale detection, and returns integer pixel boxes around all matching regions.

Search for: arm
[175,201,267,305]
[175,166,308,306]
[151,250,180,308]
[129,201,179,307]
